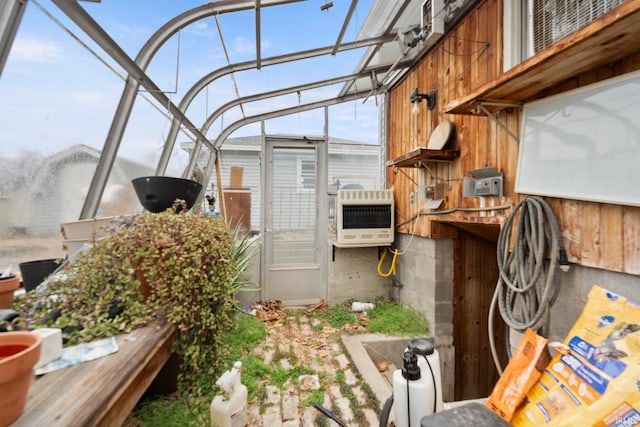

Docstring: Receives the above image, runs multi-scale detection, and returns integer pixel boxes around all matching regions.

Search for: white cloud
[10,38,61,64]
[232,36,255,54]
[69,90,115,112]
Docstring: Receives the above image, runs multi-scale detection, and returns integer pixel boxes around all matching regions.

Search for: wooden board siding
[387,0,640,276]
[446,0,640,114]
[388,0,512,235]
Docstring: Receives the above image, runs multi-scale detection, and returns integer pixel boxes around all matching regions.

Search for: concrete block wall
[389,234,455,401]
[390,234,454,338]
[548,264,640,344]
[327,244,393,305]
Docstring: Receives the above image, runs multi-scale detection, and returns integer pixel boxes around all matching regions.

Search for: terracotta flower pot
[0,331,42,426]
[0,274,20,308]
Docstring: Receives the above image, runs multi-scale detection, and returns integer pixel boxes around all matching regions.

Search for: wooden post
[215,151,227,222]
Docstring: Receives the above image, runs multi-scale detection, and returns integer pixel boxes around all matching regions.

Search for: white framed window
[504,0,625,71]
[297,158,316,192]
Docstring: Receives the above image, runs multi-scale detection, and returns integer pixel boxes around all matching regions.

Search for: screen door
[262,136,326,306]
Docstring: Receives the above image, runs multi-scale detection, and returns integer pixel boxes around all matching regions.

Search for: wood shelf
[387,148,460,168]
[445,0,640,115]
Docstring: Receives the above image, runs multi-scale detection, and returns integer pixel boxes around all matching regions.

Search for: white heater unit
[336,189,394,246]
[421,0,445,45]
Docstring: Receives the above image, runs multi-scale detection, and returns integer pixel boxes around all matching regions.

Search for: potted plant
[10,201,242,396]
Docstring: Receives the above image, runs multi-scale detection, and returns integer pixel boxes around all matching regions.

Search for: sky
[0,0,380,175]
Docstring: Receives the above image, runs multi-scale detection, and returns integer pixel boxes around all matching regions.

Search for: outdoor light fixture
[410,88,437,114]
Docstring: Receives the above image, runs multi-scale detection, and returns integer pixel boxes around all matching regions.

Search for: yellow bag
[512,285,640,427]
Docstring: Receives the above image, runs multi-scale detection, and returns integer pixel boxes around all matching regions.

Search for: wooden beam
[215,153,228,222]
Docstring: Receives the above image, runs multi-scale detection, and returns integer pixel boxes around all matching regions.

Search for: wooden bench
[13,319,176,427]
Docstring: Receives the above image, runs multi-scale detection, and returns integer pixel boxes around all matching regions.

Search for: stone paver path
[246,312,382,427]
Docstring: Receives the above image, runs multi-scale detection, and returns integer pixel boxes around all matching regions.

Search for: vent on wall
[336,190,394,246]
[421,0,445,45]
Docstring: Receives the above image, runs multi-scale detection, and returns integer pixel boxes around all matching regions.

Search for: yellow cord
[377,248,398,277]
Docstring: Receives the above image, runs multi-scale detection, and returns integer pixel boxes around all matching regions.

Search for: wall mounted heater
[336,189,394,245]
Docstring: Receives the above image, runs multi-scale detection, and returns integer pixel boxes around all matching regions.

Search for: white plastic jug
[392,339,444,427]
[210,361,248,427]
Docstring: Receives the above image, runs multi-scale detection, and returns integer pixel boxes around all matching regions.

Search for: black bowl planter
[132,176,203,213]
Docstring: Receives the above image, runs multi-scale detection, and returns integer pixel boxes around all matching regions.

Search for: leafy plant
[13,201,241,396]
[229,221,261,296]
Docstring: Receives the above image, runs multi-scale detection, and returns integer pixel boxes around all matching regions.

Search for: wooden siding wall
[387,0,640,275]
[388,0,507,234]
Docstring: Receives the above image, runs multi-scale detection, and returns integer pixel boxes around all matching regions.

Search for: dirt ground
[0,236,67,273]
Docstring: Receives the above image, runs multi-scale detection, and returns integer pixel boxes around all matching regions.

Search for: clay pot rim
[0,274,20,289]
[0,331,42,365]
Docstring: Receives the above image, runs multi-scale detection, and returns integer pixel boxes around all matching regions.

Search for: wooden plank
[14,319,176,427]
[579,202,602,269]
[215,154,227,222]
[562,200,581,265]
[387,148,460,167]
[623,208,640,274]
[600,204,624,272]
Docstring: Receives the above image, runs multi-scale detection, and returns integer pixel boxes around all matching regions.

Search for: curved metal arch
[156,33,395,175]
[53,0,306,218]
[181,61,412,177]
[134,0,307,69]
[180,72,367,179]
[197,88,376,206]
[210,90,373,149]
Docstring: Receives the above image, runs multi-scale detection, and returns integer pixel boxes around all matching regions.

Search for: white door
[262,136,327,306]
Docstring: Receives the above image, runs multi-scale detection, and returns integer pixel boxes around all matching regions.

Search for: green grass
[127,394,205,426]
[318,299,429,336]
[126,313,266,426]
[302,389,325,406]
[366,300,430,336]
[219,312,267,368]
[318,304,357,328]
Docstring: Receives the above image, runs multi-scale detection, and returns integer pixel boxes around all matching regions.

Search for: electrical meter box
[463,167,503,197]
[474,177,503,196]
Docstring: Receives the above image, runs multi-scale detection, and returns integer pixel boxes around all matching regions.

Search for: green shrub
[13,203,240,396]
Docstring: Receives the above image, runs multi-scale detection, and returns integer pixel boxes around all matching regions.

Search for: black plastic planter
[132,176,203,213]
[19,258,63,292]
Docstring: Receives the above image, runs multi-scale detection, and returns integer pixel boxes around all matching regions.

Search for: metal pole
[0,0,27,79]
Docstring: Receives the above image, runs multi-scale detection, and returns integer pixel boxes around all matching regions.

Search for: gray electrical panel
[463,167,503,197]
